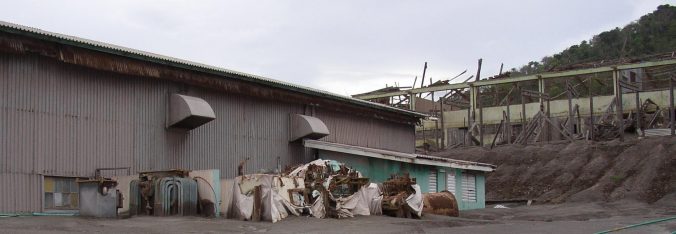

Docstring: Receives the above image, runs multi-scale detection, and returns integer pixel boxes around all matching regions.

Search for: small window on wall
[446,172,456,195]
[461,173,477,202]
[429,170,438,193]
[44,177,79,210]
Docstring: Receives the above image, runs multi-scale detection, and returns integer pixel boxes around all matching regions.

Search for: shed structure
[303,140,495,210]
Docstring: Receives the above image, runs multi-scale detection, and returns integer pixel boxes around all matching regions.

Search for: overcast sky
[0,0,670,96]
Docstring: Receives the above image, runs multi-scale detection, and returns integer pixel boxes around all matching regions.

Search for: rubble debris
[381,174,423,218]
[226,159,383,222]
[286,159,374,219]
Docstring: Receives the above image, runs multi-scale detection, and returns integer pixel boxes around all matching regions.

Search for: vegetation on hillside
[511,4,676,75]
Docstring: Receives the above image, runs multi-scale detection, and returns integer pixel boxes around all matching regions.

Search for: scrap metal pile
[285,159,375,219]
[227,159,457,222]
[226,159,377,222]
[381,174,420,218]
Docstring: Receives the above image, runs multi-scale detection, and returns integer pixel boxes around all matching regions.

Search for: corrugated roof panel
[0,20,426,119]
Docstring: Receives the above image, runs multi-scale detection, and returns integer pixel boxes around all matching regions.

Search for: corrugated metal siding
[316,110,415,153]
[0,54,416,211]
[0,54,309,179]
[0,173,42,212]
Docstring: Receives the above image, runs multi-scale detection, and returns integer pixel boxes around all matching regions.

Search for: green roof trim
[0,20,426,119]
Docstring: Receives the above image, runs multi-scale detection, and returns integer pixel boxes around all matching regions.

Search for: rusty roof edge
[0,20,427,119]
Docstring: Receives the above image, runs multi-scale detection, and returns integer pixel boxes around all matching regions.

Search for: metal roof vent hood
[168,94,216,130]
[290,114,330,142]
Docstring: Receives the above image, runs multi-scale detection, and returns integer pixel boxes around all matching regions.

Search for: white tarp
[406,184,424,217]
[228,159,388,221]
[310,194,326,218]
[229,174,306,223]
[333,183,382,217]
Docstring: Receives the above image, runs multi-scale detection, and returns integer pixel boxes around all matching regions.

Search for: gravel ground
[1,202,674,234]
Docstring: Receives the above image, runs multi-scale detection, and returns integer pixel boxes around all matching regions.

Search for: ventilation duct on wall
[290,114,330,142]
[168,94,216,130]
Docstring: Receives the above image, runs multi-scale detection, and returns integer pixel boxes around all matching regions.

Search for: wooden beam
[352,58,676,100]
[614,70,624,141]
[671,76,675,136]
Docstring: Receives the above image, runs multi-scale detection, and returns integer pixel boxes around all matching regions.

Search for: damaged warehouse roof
[0,20,426,119]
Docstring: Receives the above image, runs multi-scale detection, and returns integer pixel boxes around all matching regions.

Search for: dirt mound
[434,136,676,204]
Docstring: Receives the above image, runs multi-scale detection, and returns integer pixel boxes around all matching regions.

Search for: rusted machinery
[422,191,459,217]
[381,174,417,218]
[285,160,369,218]
[129,169,198,216]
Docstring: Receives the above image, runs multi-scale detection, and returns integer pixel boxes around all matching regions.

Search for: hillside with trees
[511,4,676,75]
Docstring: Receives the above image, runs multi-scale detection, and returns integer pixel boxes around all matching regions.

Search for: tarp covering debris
[406,184,424,217]
[228,159,380,221]
[229,174,305,223]
[227,159,442,222]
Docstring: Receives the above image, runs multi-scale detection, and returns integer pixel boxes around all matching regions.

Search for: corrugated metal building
[0,21,427,213]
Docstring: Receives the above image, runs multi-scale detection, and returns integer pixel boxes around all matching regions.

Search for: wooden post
[469,85,476,146]
[614,70,624,141]
[521,86,526,137]
[467,89,472,146]
[419,62,427,97]
[422,124,427,149]
[252,185,262,221]
[670,77,674,136]
[440,98,446,149]
[546,96,551,142]
[566,80,574,135]
[491,119,505,149]
[475,59,482,82]
[537,76,549,142]
[430,77,434,98]
[435,119,440,150]
[589,78,594,141]
[478,86,484,147]
[467,105,471,145]
[506,84,513,144]
[635,88,643,137]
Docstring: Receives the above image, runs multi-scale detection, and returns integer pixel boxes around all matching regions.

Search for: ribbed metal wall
[316,110,415,153]
[0,173,42,212]
[0,54,415,212]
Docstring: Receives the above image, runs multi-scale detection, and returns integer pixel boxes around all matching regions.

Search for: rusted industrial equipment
[422,191,459,217]
[130,169,198,216]
[381,174,417,218]
[285,160,370,219]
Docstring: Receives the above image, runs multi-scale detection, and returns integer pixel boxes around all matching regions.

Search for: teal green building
[304,140,495,210]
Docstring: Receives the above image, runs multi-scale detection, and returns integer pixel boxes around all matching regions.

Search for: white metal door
[429,170,438,193]
[446,172,456,195]
[461,173,477,202]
